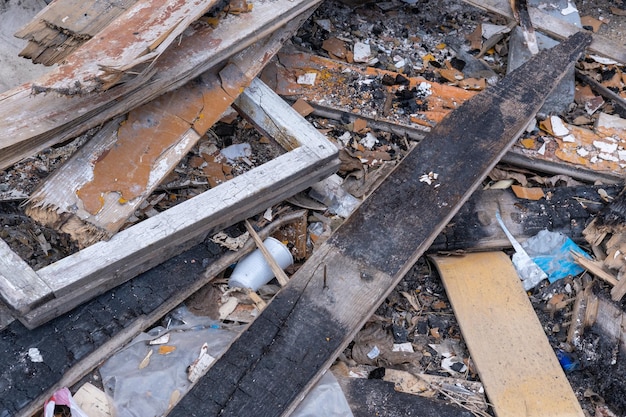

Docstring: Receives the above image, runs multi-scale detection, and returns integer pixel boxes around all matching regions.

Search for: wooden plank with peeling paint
[169,32,591,417]
[0,0,323,171]
[15,0,138,66]
[24,15,304,248]
[14,75,339,328]
[28,0,221,94]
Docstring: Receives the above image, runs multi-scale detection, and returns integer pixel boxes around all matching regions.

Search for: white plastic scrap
[419,171,439,186]
[561,1,578,15]
[28,347,43,363]
[360,132,378,149]
[367,345,381,360]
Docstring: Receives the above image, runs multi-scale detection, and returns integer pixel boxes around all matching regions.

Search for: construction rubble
[2,0,626,416]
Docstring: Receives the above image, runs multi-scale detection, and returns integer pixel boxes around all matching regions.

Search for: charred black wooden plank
[430,184,621,252]
[336,376,474,417]
[170,32,591,417]
[0,242,222,417]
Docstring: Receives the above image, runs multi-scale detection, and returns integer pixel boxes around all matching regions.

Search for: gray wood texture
[0,0,322,170]
[1,78,339,329]
[169,32,591,417]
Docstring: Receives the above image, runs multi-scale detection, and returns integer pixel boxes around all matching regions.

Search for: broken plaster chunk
[619,150,626,161]
[297,73,317,86]
[416,82,432,97]
[353,42,372,63]
[599,153,619,162]
[28,348,43,363]
[577,147,590,157]
[593,140,618,154]
[562,134,576,143]
[550,115,570,136]
[596,112,626,131]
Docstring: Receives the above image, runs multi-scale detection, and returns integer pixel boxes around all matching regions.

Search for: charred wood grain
[169,32,592,417]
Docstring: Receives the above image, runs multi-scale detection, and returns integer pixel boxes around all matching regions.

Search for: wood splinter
[244,219,290,287]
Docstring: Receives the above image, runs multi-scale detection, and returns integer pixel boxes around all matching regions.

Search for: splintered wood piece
[24,15,304,248]
[510,0,538,54]
[15,0,138,66]
[0,0,322,171]
[168,32,591,417]
[432,252,584,417]
[244,220,290,286]
[29,0,220,94]
[571,252,619,287]
[0,239,52,315]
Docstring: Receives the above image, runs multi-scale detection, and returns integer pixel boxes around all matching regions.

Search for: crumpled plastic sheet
[100,306,243,417]
[521,229,591,283]
[100,306,353,417]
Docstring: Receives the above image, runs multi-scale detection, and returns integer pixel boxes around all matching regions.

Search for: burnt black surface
[340,377,474,417]
[0,242,221,417]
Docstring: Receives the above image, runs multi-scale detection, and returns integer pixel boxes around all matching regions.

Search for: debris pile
[1,1,626,417]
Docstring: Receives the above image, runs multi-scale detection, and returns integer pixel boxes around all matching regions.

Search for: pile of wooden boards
[0,0,341,328]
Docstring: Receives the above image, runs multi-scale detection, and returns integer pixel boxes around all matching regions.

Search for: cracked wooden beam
[27,0,221,95]
[14,0,138,66]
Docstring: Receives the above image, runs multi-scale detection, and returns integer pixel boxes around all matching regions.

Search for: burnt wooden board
[0,214,303,417]
[336,375,474,417]
[429,184,621,252]
[169,32,592,417]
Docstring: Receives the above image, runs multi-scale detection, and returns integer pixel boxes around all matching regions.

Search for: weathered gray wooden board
[2,77,339,329]
[169,32,591,417]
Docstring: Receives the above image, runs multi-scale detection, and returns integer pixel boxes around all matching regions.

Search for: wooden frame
[0,78,339,329]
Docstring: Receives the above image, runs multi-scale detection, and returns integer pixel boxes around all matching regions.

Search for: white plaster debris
[593,140,618,154]
[577,148,590,157]
[416,81,432,97]
[619,150,626,161]
[297,73,317,86]
[599,153,619,162]
[562,134,576,143]
[550,115,570,136]
[538,142,546,155]
[419,171,439,186]
[353,41,372,63]
[28,348,43,363]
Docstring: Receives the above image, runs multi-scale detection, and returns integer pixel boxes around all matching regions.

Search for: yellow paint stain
[158,345,177,355]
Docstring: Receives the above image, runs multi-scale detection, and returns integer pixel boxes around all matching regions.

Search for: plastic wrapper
[99,306,243,417]
[44,387,88,417]
[292,371,354,417]
[522,229,591,282]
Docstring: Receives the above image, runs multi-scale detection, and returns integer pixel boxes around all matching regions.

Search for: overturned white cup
[228,237,293,291]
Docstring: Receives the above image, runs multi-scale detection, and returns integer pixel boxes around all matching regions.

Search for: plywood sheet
[432,252,584,417]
